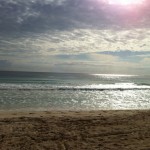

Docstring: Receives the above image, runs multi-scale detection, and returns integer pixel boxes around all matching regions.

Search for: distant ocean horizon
[0,71,150,111]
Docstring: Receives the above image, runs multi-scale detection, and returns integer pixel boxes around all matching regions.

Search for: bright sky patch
[108,0,144,5]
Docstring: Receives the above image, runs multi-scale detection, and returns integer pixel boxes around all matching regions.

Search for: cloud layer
[0,0,150,74]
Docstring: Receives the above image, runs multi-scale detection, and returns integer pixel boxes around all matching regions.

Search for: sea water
[0,71,150,111]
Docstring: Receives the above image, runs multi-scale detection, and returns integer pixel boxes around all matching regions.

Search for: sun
[108,0,144,5]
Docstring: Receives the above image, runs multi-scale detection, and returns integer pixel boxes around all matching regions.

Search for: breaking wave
[0,83,150,91]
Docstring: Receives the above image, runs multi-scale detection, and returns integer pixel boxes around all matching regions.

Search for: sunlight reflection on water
[0,73,150,111]
[0,89,150,111]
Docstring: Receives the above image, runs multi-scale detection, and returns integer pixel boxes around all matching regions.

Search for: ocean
[0,71,150,111]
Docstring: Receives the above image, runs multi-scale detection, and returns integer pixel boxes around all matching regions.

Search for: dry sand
[0,110,150,150]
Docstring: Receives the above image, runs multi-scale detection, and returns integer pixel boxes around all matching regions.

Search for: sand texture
[0,110,150,150]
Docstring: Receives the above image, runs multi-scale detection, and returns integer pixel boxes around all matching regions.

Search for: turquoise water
[0,71,150,110]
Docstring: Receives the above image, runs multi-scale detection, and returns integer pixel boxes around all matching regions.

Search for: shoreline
[0,110,150,149]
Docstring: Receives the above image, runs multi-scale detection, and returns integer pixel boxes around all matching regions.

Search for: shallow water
[0,71,150,110]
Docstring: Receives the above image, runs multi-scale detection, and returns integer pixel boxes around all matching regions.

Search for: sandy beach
[0,110,150,150]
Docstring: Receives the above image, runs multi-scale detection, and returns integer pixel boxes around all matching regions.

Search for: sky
[0,0,150,74]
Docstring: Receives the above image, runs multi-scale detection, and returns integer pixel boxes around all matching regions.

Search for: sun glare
[108,0,144,5]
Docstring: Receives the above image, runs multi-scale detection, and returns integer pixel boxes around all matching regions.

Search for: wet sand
[0,110,150,150]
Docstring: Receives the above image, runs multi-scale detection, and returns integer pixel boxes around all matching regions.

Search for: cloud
[140,58,150,67]
[0,0,150,73]
[99,50,150,57]
[1,29,150,59]
[0,60,12,70]
[0,0,150,33]
[0,60,11,66]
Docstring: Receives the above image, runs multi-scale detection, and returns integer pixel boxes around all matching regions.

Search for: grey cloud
[1,0,150,52]
[0,60,12,67]
[0,0,150,73]
[98,50,150,63]
[1,29,150,59]
[0,0,150,34]
[99,50,150,57]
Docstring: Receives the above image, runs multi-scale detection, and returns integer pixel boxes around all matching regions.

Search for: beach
[0,110,150,150]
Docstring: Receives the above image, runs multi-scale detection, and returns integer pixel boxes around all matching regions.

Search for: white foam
[0,83,150,90]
